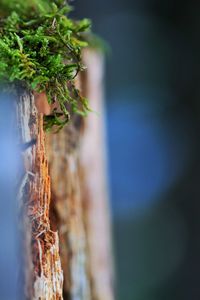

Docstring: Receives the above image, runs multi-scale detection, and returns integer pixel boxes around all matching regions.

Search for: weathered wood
[16,50,113,300]
[46,114,91,300]
[17,91,63,300]
[46,50,114,300]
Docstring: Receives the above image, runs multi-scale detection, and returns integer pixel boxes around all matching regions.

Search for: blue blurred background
[74,1,200,299]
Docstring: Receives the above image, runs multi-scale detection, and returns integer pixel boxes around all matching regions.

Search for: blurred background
[74,1,200,299]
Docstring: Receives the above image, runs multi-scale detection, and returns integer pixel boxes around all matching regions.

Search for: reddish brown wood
[17,91,63,300]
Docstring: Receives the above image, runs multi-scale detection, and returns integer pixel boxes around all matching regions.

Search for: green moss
[0,0,92,130]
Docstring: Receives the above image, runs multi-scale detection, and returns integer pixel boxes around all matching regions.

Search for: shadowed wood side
[46,115,91,300]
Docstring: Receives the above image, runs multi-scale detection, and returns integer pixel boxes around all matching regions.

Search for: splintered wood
[17,50,113,300]
[17,92,63,300]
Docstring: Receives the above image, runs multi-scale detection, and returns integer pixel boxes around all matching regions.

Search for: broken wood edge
[16,90,64,300]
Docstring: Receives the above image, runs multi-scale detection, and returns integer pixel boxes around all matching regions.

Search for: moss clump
[0,0,91,130]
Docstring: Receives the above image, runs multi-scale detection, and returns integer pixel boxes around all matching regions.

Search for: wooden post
[16,50,113,299]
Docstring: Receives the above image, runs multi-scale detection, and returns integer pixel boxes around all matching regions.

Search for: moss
[0,0,92,130]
